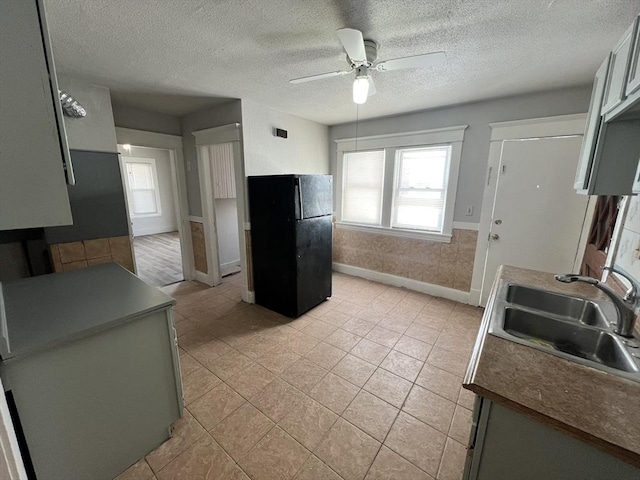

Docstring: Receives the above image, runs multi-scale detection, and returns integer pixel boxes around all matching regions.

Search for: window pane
[392,146,450,231]
[131,189,157,214]
[127,163,154,189]
[342,150,384,225]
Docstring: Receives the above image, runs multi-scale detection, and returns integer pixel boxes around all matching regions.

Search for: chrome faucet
[555,267,639,338]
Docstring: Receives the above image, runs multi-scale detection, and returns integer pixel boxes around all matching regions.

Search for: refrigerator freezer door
[295,175,333,220]
[296,215,332,315]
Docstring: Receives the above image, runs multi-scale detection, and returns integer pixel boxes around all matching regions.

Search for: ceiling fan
[290,28,445,104]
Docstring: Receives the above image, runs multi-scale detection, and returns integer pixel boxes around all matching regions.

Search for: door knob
[491,233,500,240]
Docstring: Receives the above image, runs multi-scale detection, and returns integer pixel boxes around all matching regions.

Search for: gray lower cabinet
[0,307,182,480]
[464,397,639,480]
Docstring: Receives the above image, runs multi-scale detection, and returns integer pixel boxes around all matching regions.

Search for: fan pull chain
[355,104,359,152]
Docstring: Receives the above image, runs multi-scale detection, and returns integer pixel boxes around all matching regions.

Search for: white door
[480,135,589,304]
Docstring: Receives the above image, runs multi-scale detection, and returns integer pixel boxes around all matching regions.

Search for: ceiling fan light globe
[353,77,369,104]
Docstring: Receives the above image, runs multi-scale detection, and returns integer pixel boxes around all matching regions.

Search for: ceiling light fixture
[352,67,370,104]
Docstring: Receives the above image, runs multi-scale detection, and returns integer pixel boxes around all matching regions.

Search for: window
[122,157,162,217]
[336,126,466,241]
[342,150,385,225]
[392,146,450,231]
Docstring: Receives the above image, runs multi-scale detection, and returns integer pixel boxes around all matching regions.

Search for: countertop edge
[1,264,177,360]
[1,301,175,362]
[463,265,640,469]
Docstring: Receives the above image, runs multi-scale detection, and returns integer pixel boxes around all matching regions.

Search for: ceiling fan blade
[375,51,445,72]
[289,69,353,84]
[337,28,367,63]
[368,77,376,96]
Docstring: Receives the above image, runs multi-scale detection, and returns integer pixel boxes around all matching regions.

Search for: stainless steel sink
[503,308,637,373]
[488,282,640,382]
[506,285,609,328]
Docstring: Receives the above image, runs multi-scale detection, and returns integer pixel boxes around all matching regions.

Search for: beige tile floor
[115,272,483,480]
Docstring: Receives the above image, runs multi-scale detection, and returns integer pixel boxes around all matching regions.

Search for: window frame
[335,125,467,243]
[122,156,163,218]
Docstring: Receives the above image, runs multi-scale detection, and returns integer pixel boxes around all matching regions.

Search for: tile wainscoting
[190,220,208,274]
[49,236,135,273]
[333,226,478,292]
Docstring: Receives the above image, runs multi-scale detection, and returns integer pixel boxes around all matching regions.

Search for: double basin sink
[489,283,640,382]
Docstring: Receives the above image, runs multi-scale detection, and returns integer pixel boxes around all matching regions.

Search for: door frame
[193,124,250,300]
[115,127,194,282]
[469,113,589,306]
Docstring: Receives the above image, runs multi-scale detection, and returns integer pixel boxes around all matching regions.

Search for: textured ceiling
[46,0,639,124]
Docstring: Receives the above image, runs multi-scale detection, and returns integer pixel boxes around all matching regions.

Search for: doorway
[193,124,248,295]
[472,114,591,305]
[207,143,241,277]
[117,143,187,287]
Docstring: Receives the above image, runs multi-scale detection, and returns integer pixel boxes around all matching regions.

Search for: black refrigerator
[248,174,333,318]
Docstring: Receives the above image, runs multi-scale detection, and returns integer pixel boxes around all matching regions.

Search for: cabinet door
[626,16,640,96]
[601,22,635,115]
[0,0,72,230]
[574,56,609,191]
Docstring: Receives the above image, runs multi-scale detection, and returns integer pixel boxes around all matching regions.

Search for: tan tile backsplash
[50,235,135,273]
[190,221,208,274]
[333,226,477,292]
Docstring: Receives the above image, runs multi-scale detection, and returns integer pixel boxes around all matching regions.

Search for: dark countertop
[0,263,175,360]
[464,265,640,468]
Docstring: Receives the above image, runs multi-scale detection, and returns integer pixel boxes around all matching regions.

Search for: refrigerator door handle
[296,178,304,220]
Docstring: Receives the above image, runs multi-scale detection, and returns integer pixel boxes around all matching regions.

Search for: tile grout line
[165,277,480,479]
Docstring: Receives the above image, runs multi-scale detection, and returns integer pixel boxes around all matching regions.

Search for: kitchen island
[0,263,182,480]
[463,265,640,479]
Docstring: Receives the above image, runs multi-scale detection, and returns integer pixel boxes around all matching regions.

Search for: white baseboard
[243,290,255,303]
[220,260,241,269]
[452,221,479,231]
[194,270,210,285]
[332,263,471,304]
[468,288,481,307]
[134,225,179,236]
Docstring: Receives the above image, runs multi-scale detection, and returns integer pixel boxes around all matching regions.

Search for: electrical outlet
[466,206,473,216]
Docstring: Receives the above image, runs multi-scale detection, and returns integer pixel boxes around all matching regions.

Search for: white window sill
[131,213,162,219]
[335,222,452,243]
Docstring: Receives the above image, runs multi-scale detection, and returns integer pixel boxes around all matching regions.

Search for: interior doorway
[207,142,242,277]
[118,144,185,287]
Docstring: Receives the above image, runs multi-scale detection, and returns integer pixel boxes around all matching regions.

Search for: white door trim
[193,123,241,145]
[193,123,249,298]
[470,113,588,306]
[115,127,194,281]
[197,144,222,286]
[489,113,587,141]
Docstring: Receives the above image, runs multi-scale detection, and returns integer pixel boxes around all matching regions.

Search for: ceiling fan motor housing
[364,40,378,64]
[347,39,378,67]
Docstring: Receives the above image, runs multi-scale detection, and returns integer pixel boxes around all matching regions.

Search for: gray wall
[241,99,330,177]
[329,86,593,223]
[112,104,181,136]
[180,100,243,216]
[215,198,240,266]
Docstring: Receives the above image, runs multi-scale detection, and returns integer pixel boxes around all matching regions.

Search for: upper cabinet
[574,56,610,191]
[601,22,636,115]
[575,15,640,195]
[0,0,73,230]
[627,17,640,96]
